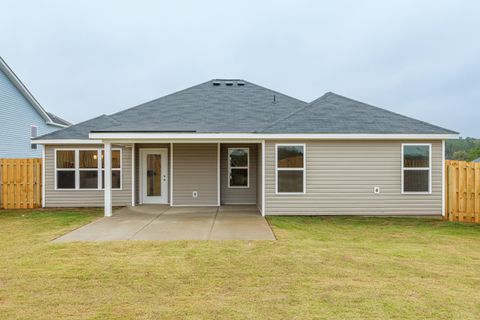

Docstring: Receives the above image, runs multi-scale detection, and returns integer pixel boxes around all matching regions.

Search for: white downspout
[42,146,46,208]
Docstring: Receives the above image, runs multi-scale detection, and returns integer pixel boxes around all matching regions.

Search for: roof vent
[212,81,221,86]
[225,81,233,86]
[237,81,245,86]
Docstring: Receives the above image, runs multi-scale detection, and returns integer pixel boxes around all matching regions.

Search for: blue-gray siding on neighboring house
[0,68,61,158]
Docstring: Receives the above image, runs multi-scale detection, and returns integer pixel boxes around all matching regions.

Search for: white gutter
[33,139,103,144]
[46,121,69,128]
[88,132,459,140]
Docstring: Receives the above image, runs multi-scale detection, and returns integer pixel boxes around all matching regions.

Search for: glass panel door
[141,149,168,204]
[147,154,162,196]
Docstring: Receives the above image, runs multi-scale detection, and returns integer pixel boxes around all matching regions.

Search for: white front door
[140,149,168,204]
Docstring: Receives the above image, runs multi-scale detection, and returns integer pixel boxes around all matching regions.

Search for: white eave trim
[88,132,459,140]
[32,139,103,144]
[46,121,69,128]
[0,57,69,128]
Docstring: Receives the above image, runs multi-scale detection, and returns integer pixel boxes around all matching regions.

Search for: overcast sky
[1,0,479,136]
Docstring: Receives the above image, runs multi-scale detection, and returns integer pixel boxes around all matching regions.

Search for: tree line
[445,137,480,161]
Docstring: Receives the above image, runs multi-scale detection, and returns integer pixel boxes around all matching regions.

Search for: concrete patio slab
[53,205,275,242]
[211,206,276,240]
[131,207,217,241]
[53,206,169,242]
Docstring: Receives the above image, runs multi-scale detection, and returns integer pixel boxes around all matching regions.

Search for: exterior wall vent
[225,81,233,86]
[212,81,221,86]
[237,81,245,86]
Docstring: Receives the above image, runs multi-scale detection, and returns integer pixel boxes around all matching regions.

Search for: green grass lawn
[1,209,480,319]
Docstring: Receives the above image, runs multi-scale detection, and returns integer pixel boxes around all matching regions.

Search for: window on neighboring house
[30,125,38,149]
[276,144,305,194]
[402,144,431,193]
[228,148,249,188]
[55,149,122,190]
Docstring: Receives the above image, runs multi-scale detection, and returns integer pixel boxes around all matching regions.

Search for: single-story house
[33,79,458,217]
[0,56,70,158]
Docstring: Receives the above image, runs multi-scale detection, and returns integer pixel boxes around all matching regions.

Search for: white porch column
[131,143,136,206]
[104,141,112,217]
[261,140,265,216]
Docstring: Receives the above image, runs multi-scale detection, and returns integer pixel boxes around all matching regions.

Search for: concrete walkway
[53,205,276,242]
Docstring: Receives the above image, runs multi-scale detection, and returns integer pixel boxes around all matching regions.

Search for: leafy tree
[446,137,480,161]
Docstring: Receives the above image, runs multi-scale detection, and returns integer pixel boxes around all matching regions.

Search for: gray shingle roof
[98,79,307,133]
[35,79,456,140]
[262,92,457,134]
[36,115,117,139]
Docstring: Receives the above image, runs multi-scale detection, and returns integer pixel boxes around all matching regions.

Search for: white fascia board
[89,132,459,140]
[32,139,103,144]
[0,56,54,124]
[46,121,69,128]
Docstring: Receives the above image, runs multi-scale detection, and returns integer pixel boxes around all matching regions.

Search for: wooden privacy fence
[445,160,480,223]
[0,158,42,209]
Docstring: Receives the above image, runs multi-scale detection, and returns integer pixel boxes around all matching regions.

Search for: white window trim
[54,148,122,191]
[79,148,102,190]
[228,147,250,188]
[401,143,432,195]
[275,143,306,195]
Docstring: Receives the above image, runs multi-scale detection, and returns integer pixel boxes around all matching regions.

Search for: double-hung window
[228,148,249,188]
[276,144,305,194]
[79,150,99,189]
[402,144,431,194]
[55,148,122,190]
[56,150,76,189]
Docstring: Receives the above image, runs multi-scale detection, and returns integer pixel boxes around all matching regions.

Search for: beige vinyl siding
[44,144,132,207]
[172,143,218,205]
[265,140,442,215]
[220,144,257,204]
[256,143,263,212]
[134,143,170,205]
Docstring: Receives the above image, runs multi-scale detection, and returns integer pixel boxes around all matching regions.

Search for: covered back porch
[102,141,264,217]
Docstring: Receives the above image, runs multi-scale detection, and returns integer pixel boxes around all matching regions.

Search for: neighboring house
[33,79,458,216]
[0,57,70,158]
[473,158,480,163]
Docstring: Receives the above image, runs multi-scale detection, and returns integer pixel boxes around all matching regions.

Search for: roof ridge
[325,92,458,134]
[242,80,308,105]
[259,92,330,132]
